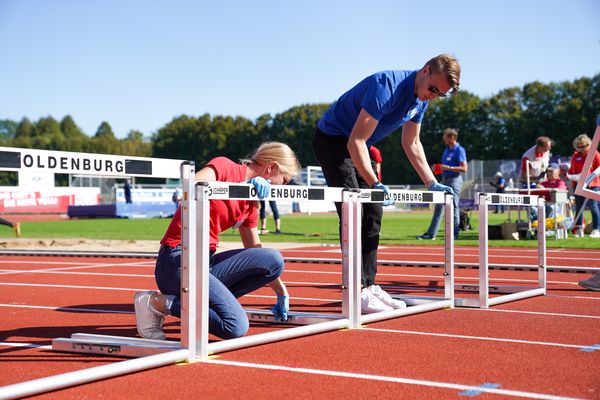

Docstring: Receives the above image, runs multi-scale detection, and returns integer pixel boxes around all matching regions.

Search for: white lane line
[0,270,152,278]
[0,261,155,276]
[0,303,133,314]
[548,294,600,301]
[464,308,600,319]
[205,359,579,400]
[360,327,594,350]
[0,282,147,291]
[0,341,52,350]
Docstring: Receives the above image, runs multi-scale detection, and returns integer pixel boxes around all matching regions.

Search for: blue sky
[1,0,599,138]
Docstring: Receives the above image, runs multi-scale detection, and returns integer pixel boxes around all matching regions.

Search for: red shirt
[160,157,258,251]
[569,150,600,188]
[539,179,567,190]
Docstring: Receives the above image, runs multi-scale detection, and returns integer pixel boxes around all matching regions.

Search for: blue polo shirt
[317,70,428,146]
[441,143,467,179]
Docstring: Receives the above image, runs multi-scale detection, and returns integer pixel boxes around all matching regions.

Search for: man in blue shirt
[313,54,461,314]
[417,128,467,240]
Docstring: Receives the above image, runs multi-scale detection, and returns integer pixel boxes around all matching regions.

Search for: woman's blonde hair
[573,134,592,150]
[241,142,300,177]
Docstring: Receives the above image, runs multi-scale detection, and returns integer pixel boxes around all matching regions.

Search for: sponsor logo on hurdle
[491,194,530,205]
[0,149,153,175]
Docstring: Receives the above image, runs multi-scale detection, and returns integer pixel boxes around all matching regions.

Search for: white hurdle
[575,124,600,201]
[454,192,546,308]
[0,146,457,398]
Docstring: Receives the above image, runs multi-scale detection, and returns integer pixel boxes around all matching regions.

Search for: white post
[444,193,455,304]
[179,162,197,359]
[537,196,547,294]
[478,193,489,308]
[195,183,211,359]
[341,190,361,328]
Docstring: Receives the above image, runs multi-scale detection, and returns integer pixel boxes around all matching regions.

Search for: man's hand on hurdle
[428,181,454,195]
[372,181,395,206]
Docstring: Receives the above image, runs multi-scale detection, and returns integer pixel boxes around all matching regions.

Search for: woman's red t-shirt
[160,157,258,251]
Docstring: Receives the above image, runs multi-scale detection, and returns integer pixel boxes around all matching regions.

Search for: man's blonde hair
[241,142,300,177]
[426,54,461,94]
[573,134,592,150]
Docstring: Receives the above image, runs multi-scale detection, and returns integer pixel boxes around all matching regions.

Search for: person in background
[519,136,553,187]
[134,142,300,340]
[369,145,383,182]
[124,179,133,204]
[417,128,467,240]
[313,54,460,314]
[568,131,600,239]
[539,164,568,218]
[577,116,600,291]
[259,200,281,234]
[0,217,21,238]
[490,171,506,213]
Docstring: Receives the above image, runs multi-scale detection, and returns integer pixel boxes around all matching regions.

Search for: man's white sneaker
[369,285,407,309]
[134,291,166,340]
[361,288,393,314]
[589,229,600,238]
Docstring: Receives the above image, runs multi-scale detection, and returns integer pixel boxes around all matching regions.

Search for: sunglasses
[576,146,588,151]
[428,70,451,98]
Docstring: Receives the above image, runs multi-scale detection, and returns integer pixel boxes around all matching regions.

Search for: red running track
[0,245,599,399]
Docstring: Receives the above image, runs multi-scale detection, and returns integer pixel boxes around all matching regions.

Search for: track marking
[0,269,152,278]
[548,294,600,301]
[360,327,595,350]
[205,358,580,400]
[0,303,133,314]
[0,260,154,276]
[465,308,600,319]
[459,382,502,397]
[0,341,52,350]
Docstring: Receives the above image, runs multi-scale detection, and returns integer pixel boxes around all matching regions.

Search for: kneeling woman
[135,142,300,340]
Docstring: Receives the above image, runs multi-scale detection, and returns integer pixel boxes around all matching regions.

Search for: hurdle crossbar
[454,193,546,308]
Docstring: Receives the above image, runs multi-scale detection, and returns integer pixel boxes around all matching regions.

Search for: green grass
[2,210,599,249]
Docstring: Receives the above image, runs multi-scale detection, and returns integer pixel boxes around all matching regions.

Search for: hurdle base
[454,287,545,308]
[52,334,182,358]
[246,309,342,325]
[456,284,541,294]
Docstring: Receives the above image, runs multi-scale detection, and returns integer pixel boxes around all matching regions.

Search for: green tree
[0,119,18,143]
[92,121,120,154]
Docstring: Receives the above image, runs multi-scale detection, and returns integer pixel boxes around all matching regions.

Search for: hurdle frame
[574,123,600,201]
[454,192,546,308]
[0,146,456,398]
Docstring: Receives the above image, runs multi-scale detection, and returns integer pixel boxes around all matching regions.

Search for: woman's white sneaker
[369,285,407,309]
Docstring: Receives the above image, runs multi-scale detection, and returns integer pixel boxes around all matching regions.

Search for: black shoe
[416,233,435,240]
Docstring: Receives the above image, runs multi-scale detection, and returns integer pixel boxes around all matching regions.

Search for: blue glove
[247,177,270,199]
[372,182,394,206]
[428,181,454,195]
[271,294,289,321]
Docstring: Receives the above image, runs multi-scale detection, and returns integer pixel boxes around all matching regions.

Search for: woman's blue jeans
[155,245,284,339]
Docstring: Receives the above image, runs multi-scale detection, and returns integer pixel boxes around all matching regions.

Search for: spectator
[259,200,281,234]
[490,171,506,213]
[369,145,383,181]
[568,132,600,238]
[520,136,553,187]
[124,179,133,204]
[539,164,568,218]
[0,217,21,238]
[540,164,567,191]
[313,54,460,313]
[417,128,467,240]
